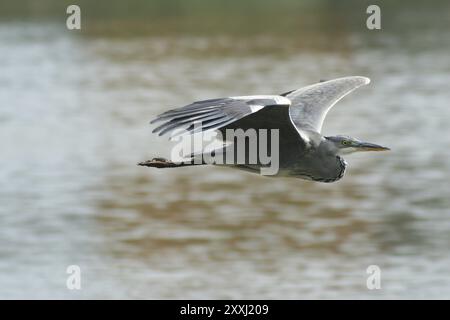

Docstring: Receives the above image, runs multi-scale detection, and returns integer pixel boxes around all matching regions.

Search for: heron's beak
[357,142,390,152]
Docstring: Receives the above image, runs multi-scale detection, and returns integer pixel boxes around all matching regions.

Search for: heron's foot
[138,158,178,168]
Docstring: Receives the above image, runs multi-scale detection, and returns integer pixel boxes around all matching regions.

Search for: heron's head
[324,135,390,155]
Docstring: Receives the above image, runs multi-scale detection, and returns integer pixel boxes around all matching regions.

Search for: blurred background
[1,0,449,299]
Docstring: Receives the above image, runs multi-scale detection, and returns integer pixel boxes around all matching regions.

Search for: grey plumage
[286,76,369,132]
[151,96,290,137]
[140,76,389,183]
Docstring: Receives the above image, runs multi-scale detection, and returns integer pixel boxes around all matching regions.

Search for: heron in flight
[139,76,389,182]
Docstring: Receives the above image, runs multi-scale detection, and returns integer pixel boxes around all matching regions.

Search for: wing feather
[286,76,370,133]
[151,95,291,138]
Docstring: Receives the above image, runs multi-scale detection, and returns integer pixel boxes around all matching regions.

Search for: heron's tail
[138,157,206,169]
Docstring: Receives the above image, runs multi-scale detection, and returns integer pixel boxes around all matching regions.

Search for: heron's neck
[317,138,339,157]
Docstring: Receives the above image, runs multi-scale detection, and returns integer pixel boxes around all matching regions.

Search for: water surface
[1,1,450,299]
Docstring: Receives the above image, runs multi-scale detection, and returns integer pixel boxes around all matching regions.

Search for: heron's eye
[342,140,349,146]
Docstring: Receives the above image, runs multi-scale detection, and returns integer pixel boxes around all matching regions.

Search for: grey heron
[139,76,389,182]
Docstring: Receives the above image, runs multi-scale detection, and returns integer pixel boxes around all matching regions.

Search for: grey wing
[151,95,291,138]
[285,76,370,133]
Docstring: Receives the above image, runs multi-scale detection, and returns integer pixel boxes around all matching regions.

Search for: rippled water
[1,1,450,299]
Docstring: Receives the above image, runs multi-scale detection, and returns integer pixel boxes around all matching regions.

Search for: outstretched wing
[151,95,291,138]
[285,76,370,133]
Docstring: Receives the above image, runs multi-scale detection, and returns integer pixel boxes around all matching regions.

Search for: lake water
[1,1,450,299]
